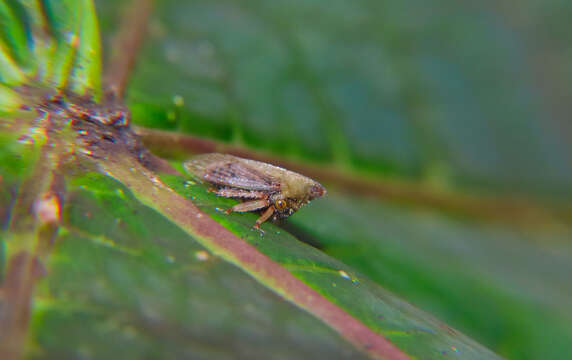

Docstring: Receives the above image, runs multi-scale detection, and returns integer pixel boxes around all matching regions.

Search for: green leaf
[95,0,572,357]
[40,0,102,95]
[0,40,27,85]
[0,0,32,71]
[1,108,374,359]
[29,172,369,359]
[0,84,23,112]
[290,194,572,360]
[0,0,101,96]
[66,0,102,96]
[0,102,500,358]
[160,173,503,359]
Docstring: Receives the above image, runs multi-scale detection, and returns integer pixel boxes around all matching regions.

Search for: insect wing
[185,154,280,192]
[204,160,280,191]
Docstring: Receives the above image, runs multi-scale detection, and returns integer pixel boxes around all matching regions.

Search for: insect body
[184,153,326,228]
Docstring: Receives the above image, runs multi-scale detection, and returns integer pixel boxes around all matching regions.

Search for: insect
[184,153,326,228]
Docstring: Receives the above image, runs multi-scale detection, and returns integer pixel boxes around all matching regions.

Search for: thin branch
[0,253,45,360]
[135,126,572,228]
[0,110,64,360]
[103,0,153,99]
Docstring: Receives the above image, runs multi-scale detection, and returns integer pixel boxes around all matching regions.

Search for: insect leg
[225,199,269,214]
[211,187,268,199]
[254,206,275,229]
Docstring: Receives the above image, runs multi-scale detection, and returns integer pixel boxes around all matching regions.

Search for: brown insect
[184,153,326,228]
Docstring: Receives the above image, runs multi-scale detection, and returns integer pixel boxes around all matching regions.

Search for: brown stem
[0,253,45,360]
[0,92,70,359]
[135,126,572,228]
[103,0,153,99]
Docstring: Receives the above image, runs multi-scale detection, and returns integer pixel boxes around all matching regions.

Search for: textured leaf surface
[31,172,368,360]
[162,173,501,359]
[290,195,572,360]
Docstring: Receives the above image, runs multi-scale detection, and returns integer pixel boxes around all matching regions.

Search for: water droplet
[251,226,265,236]
[173,95,184,107]
[332,282,337,288]
[166,255,175,263]
[275,231,281,235]
[214,207,225,213]
[451,346,459,353]
[338,270,351,280]
[195,250,210,261]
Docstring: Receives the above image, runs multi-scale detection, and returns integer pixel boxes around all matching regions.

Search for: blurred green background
[97,0,572,199]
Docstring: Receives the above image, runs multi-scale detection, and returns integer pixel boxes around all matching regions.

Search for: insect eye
[275,199,287,210]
